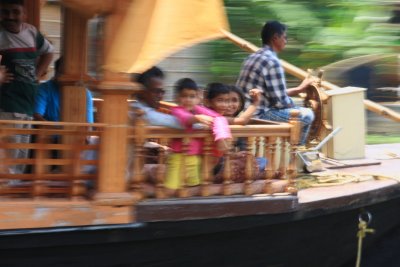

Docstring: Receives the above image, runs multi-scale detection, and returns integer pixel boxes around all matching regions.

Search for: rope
[296,173,399,189]
[296,173,374,189]
[355,213,375,267]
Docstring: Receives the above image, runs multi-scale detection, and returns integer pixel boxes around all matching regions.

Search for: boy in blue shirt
[34,58,94,123]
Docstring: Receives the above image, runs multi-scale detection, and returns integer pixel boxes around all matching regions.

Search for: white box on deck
[322,86,366,160]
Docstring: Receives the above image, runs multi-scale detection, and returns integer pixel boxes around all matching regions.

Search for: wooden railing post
[287,110,301,194]
[265,137,277,180]
[244,137,255,195]
[178,138,189,198]
[32,127,51,199]
[222,150,232,196]
[201,136,213,197]
[278,137,288,179]
[155,138,167,199]
[130,112,145,199]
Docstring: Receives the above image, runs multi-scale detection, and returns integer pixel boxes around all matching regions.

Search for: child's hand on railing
[193,123,210,130]
[194,114,214,126]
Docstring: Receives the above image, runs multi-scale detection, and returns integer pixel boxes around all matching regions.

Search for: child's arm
[172,106,214,127]
[230,88,262,125]
[144,141,171,151]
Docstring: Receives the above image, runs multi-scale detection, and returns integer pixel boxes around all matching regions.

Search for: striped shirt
[0,23,54,115]
[236,46,294,116]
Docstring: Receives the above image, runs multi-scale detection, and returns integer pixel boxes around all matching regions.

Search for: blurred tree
[209,0,399,84]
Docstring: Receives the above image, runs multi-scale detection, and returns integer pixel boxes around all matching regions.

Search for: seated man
[129,66,182,129]
[236,20,314,145]
[127,67,181,185]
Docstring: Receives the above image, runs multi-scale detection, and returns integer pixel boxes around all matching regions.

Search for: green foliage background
[209,0,399,84]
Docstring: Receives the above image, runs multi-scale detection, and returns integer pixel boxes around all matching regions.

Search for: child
[165,78,231,190]
[225,85,263,125]
[227,85,267,172]
[205,84,266,182]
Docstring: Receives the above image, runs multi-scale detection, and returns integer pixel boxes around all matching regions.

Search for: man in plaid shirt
[236,20,314,145]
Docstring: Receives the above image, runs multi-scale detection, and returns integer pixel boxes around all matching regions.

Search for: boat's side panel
[0,201,132,229]
[0,197,400,267]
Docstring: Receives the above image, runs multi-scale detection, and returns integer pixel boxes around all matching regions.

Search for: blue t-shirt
[34,80,94,122]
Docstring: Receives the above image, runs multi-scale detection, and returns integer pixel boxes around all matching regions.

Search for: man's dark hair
[261,20,287,45]
[174,78,198,95]
[205,82,229,101]
[135,66,164,88]
[0,0,24,5]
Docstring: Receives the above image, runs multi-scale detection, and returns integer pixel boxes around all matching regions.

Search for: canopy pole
[222,30,400,122]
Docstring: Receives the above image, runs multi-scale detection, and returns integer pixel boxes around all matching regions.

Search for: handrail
[0,119,106,127]
[128,111,301,199]
[0,111,301,201]
[0,121,100,199]
[221,29,400,122]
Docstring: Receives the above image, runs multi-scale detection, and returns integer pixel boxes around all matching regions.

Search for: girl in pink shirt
[165,78,231,190]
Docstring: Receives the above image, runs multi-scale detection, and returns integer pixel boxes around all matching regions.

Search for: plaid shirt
[236,46,294,116]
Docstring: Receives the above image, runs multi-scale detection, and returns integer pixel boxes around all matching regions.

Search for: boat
[0,1,399,267]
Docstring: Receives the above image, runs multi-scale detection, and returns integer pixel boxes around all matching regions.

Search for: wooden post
[287,110,301,195]
[278,137,288,179]
[244,137,255,196]
[178,138,189,198]
[222,150,232,196]
[59,8,89,123]
[59,8,90,198]
[264,136,276,194]
[266,137,277,179]
[94,85,134,205]
[155,138,167,199]
[201,136,212,197]
[92,1,136,205]
[24,0,41,30]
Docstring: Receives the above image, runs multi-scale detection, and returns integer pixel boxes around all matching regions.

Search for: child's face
[226,91,242,117]
[178,88,199,110]
[208,93,230,115]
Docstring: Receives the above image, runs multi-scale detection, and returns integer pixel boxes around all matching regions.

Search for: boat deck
[299,143,400,204]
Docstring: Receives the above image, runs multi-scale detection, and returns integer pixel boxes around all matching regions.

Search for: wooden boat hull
[1,185,400,267]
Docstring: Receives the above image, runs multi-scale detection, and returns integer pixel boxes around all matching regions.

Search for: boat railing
[128,111,301,199]
[0,120,103,199]
[0,110,301,201]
